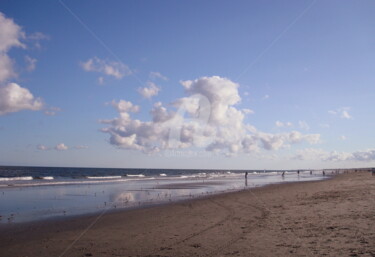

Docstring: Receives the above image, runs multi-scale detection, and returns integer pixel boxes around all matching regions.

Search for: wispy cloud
[81,57,132,80]
[24,55,37,71]
[276,121,293,128]
[329,107,352,119]
[149,71,168,81]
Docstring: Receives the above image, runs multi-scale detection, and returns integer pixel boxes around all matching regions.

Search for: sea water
[0,166,327,223]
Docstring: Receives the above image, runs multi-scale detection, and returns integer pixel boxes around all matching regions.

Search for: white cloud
[351,149,375,161]
[110,99,140,113]
[292,148,375,162]
[138,81,160,99]
[0,13,47,116]
[0,12,26,83]
[149,71,168,81]
[242,108,254,115]
[0,54,16,83]
[81,57,132,79]
[275,121,293,128]
[37,144,49,151]
[329,107,352,119]
[100,76,321,155]
[298,120,310,130]
[55,143,68,151]
[0,12,25,52]
[0,83,43,115]
[341,110,352,119]
[25,55,37,71]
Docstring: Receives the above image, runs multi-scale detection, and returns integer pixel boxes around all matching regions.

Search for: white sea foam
[159,173,167,177]
[0,176,33,181]
[41,176,54,180]
[87,176,122,179]
[127,174,145,178]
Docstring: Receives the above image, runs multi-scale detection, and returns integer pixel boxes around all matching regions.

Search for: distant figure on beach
[297,170,300,175]
[282,171,285,177]
[310,170,312,175]
[245,172,248,186]
[323,170,326,176]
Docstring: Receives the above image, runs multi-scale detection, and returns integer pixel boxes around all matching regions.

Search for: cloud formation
[149,71,168,81]
[0,12,26,83]
[138,81,160,99]
[81,57,132,79]
[329,107,352,119]
[0,83,43,115]
[276,121,293,128]
[101,76,320,155]
[55,143,68,151]
[25,55,37,71]
[293,148,375,162]
[0,12,46,116]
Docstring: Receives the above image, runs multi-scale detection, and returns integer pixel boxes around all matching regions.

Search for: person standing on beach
[245,172,248,186]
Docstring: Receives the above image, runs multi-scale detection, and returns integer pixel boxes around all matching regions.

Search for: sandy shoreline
[0,171,374,257]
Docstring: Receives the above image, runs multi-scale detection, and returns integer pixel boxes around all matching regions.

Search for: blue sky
[0,0,374,169]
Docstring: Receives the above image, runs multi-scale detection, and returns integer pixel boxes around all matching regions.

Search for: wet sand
[0,171,374,257]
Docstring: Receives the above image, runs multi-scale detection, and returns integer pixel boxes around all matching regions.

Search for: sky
[0,0,374,170]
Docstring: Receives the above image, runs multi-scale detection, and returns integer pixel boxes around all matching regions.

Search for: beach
[0,171,374,257]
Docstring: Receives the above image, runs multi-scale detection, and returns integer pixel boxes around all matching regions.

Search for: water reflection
[0,172,326,223]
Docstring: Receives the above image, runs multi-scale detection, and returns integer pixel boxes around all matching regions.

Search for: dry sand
[0,171,374,257]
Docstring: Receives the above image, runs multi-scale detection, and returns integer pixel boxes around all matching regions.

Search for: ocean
[0,166,327,223]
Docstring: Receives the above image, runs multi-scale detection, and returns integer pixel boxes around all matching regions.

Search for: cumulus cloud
[0,54,16,82]
[109,99,140,113]
[0,83,43,115]
[329,107,352,119]
[55,143,68,151]
[138,81,160,99]
[149,71,168,81]
[81,57,132,79]
[0,12,26,83]
[100,76,321,155]
[0,12,25,53]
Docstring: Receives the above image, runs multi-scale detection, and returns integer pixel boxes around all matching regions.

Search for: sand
[0,171,374,257]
